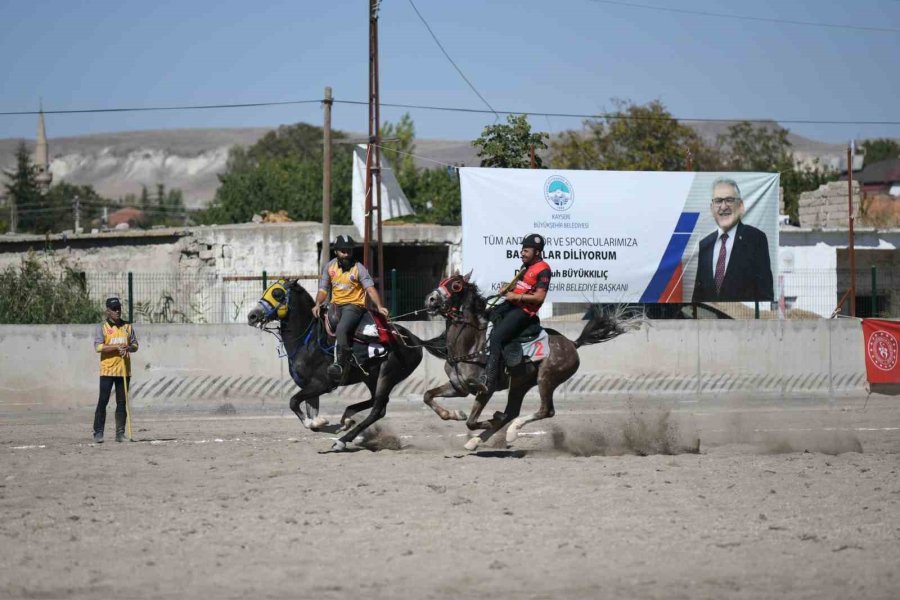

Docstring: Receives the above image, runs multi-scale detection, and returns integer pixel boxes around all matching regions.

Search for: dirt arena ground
[2,395,899,600]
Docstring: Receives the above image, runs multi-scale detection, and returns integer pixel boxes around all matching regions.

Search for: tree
[205,123,353,225]
[551,100,714,171]
[41,182,105,233]
[716,121,838,224]
[861,138,900,165]
[380,113,418,190]
[716,121,792,172]
[2,142,41,232]
[0,251,101,323]
[474,114,548,168]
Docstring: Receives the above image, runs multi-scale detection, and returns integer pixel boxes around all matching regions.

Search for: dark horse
[247,279,423,452]
[423,271,632,450]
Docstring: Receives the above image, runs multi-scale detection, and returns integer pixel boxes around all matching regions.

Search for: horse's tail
[574,304,643,349]
[394,326,448,359]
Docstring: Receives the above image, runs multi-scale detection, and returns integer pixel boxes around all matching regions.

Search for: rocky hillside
[0,123,854,209]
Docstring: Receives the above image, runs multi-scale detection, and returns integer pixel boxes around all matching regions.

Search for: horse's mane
[461,281,488,318]
[287,280,315,309]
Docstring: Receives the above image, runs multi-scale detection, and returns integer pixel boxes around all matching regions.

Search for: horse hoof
[464,437,481,451]
[331,440,347,452]
[310,416,329,430]
[506,418,525,443]
[302,418,314,430]
[453,410,468,421]
[340,419,356,432]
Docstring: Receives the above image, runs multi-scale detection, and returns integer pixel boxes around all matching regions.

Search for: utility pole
[73,195,81,233]
[102,206,109,230]
[848,141,856,317]
[321,86,333,271]
[365,0,385,296]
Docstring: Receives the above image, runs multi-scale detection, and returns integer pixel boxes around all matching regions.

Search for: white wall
[0,320,868,416]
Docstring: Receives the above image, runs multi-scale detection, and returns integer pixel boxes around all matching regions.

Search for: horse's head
[247,279,292,328]
[425,270,473,317]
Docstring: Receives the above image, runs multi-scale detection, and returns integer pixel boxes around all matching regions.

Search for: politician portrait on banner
[460,168,779,304]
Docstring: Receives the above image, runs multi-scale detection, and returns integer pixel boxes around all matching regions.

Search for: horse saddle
[486,320,551,368]
[321,303,397,363]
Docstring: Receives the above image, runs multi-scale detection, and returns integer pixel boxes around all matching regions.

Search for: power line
[0,99,322,117]
[587,0,900,34]
[2,97,898,127]
[406,0,500,121]
[335,99,900,126]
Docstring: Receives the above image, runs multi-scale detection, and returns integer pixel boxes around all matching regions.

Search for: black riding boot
[476,351,503,394]
[327,347,352,383]
[115,412,128,442]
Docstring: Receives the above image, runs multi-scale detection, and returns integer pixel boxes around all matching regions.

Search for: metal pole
[848,143,856,317]
[262,270,268,292]
[754,301,759,320]
[74,195,81,232]
[371,0,385,296]
[530,145,536,169]
[127,272,134,322]
[871,265,877,317]
[321,86,333,272]
[364,0,378,273]
[390,268,397,316]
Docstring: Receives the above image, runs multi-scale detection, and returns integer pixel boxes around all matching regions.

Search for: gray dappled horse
[247,279,423,452]
[423,271,631,450]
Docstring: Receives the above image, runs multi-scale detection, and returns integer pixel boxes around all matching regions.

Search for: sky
[1,0,898,146]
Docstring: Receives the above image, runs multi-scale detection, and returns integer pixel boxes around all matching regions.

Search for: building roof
[852,158,900,185]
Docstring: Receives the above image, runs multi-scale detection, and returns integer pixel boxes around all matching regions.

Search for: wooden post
[320,87,333,272]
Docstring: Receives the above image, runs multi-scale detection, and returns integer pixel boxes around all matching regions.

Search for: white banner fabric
[351,145,415,236]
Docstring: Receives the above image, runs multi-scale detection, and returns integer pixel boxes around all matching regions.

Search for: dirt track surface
[2,396,899,600]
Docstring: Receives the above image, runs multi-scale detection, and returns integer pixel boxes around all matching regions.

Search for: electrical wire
[1,97,897,126]
[406,0,500,122]
[587,0,900,34]
[0,99,322,117]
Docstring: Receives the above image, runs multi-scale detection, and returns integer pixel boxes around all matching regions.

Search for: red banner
[861,319,900,385]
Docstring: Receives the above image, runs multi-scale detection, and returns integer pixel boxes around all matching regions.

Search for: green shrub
[0,252,103,323]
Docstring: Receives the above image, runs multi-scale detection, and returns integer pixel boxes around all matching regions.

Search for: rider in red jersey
[476,233,552,394]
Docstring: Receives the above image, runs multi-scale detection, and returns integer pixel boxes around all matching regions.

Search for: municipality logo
[544,175,574,211]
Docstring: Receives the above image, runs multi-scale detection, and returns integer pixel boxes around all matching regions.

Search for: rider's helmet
[521,233,545,253]
[332,235,356,251]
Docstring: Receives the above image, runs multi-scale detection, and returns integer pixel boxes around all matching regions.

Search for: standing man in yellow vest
[312,235,389,382]
[92,297,139,443]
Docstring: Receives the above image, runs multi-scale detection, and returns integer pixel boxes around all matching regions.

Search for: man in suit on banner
[692,177,774,302]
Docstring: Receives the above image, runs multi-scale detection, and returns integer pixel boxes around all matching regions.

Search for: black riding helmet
[332,235,356,251]
[521,233,545,252]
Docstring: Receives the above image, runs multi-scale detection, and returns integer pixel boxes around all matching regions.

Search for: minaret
[34,105,52,192]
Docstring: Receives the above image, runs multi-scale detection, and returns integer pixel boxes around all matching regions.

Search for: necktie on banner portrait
[351,145,415,237]
[861,319,900,395]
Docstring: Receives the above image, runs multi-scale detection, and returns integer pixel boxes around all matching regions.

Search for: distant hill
[0,123,865,209]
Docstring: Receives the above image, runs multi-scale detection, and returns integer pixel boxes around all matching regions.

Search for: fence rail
[42,267,900,324]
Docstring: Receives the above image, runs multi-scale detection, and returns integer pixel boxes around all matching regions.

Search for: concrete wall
[798,180,860,229]
[0,222,463,277]
[0,320,868,415]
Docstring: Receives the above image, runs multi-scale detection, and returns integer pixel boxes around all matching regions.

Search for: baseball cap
[105,297,122,310]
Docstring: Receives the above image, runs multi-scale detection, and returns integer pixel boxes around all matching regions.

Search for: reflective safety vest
[95,321,137,376]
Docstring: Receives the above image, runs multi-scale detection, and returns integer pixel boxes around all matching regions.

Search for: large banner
[460,168,779,303]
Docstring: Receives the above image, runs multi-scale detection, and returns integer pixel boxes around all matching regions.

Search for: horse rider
[476,233,552,394]
[312,235,390,382]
